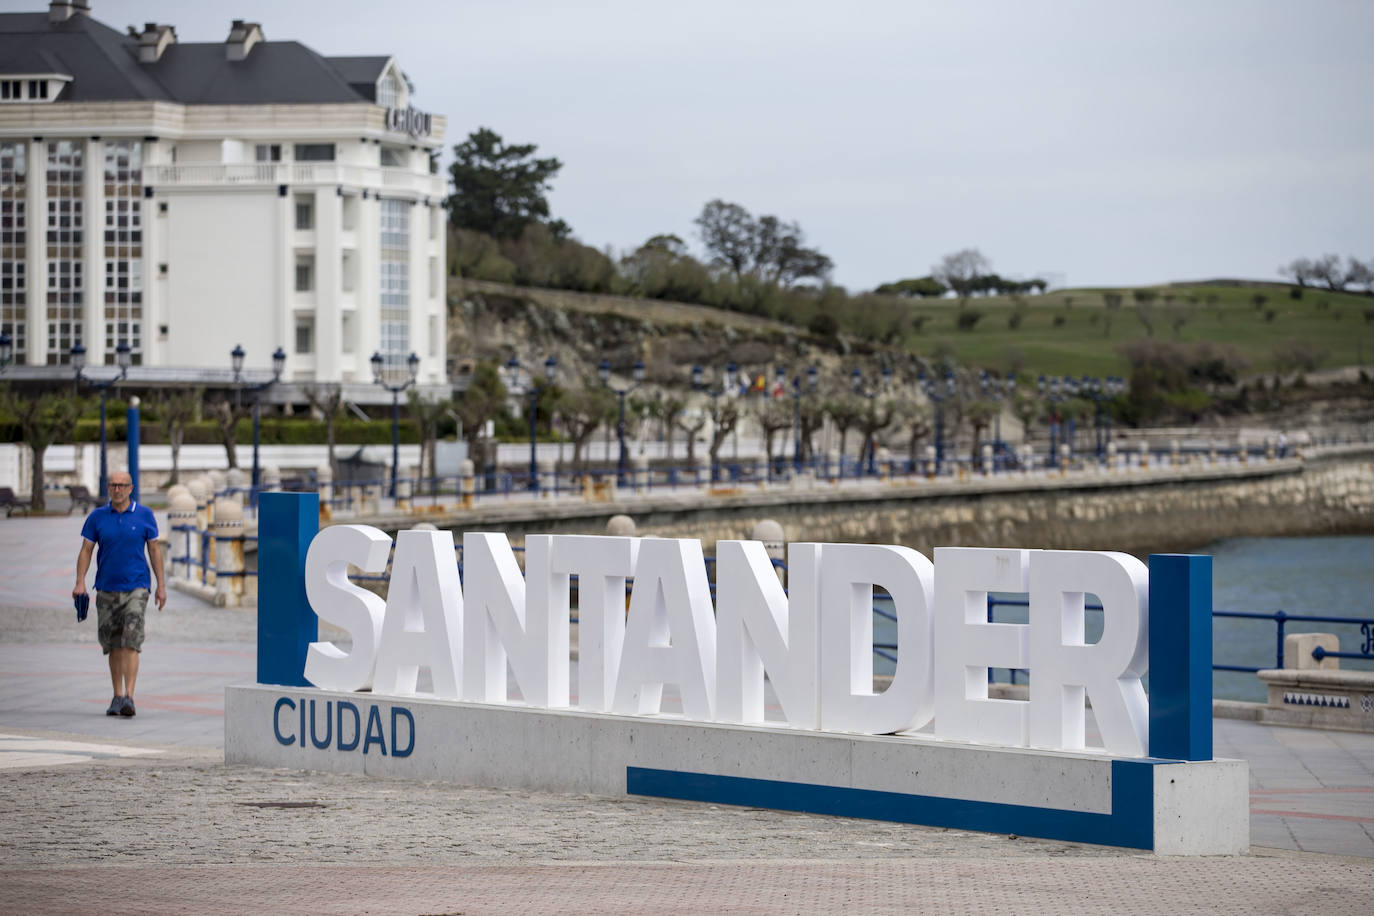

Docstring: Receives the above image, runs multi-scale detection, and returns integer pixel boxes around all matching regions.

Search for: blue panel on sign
[257,492,319,687]
[627,759,1158,850]
[1148,554,1213,761]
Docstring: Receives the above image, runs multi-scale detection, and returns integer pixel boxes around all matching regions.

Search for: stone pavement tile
[0,856,1371,916]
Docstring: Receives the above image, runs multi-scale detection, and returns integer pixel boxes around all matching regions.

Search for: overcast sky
[57,1,1374,291]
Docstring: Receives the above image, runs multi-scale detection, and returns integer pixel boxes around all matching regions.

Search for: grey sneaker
[106,695,123,716]
[119,696,136,717]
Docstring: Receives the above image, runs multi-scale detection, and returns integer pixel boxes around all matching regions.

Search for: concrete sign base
[225,684,1248,855]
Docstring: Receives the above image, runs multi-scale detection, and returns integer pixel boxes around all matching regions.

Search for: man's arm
[146,538,167,610]
[73,540,94,598]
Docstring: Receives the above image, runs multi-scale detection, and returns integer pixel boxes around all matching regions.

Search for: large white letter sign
[715,540,820,729]
[613,538,717,720]
[819,544,935,735]
[522,535,570,707]
[1029,550,1149,757]
[464,532,563,706]
[552,535,639,712]
[303,524,391,692]
[934,547,1031,747]
[373,529,463,698]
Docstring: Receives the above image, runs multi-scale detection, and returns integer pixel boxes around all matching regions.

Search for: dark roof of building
[0,10,388,105]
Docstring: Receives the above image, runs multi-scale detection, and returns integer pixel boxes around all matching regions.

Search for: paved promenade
[2,512,1372,913]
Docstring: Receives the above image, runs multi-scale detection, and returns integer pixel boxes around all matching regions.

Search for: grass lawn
[887,283,1374,379]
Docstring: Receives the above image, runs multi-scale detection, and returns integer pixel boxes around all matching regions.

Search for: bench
[0,486,32,517]
[68,484,99,515]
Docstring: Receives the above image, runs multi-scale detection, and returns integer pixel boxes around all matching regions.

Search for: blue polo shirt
[81,501,159,593]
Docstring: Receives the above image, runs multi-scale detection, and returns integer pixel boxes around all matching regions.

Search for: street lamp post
[72,340,131,502]
[918,370,956,476]
[231,344,286,507]
[692,362,737,483]
[851,365,892,476]
[791,365,818,472]
[507,355,557,492]
[369,350,419,498]
[599,358,644,486]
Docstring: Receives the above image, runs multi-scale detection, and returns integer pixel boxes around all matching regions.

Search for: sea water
[870,536,1374,702]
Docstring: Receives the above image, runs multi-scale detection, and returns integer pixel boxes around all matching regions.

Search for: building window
[380,146,405,168]
[379,198,409,360]
[103,141,144,363]
[1,142,27,364]
[377,70,403,109]
[255,144,281,162]
[1,81,20,100]
[341,312,354,354]
[428,256,438,298]
[341,250,355,292]
[45,141,83,364]
[295,256,314,293]
[428,315,439,359]
[295,316,315,355]
[293,143,335,162]
[429,205,440,241]
[341,193,358,231]
[294,196,313,231]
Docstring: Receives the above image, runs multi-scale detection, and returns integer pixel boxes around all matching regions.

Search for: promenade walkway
[1,512,1371,913]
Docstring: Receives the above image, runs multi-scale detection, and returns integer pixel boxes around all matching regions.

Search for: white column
[314,186,340,381]
[23,139,44,365]
[407,196,424,372]
[356,189,380,364]
[82,138,103,362]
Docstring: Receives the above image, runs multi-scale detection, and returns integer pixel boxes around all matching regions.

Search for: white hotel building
[0,1,447,392]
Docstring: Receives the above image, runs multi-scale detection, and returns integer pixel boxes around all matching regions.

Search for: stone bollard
[187,477,209,529]
[225,467,248,501]
[1170,440,1181,468]
[877,447,892,481]
[1138,442,1149,469]
[981,443,993,476]
[166,483,190,506]
[213,498,244,606]
[755,455,769,490]
[1059,443,1071,473]
[633,454,651,494]
[826,450,840,485]
[316,464,333,519]
[1265,438,1276,462]
[606,514,636,537]
[396,477,413,512]
[459,459,476,509]
[412,521,438,532]
[167,492,198,581]
[752,519,786,584]
[1285,633,1340,671]
[261,464,281,494]
[695,458,711,490]
[924,444,937,479]
[1208,443,1218,466]
[538,456,558,498]
[1106,442,1118,472]
[208,469,228,495]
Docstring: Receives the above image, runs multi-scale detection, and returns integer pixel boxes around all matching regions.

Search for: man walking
[72,470,166,717]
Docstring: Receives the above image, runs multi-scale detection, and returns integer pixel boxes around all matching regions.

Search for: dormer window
[376,69,405,109]
[0,74,69,103]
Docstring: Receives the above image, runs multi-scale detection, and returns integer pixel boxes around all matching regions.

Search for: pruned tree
[0,386,84,512]
[898,400,933,466]
[755,396,795,472]
[855,398,896,468]
[303,383,343,479]
[672,407,708,465]
[797,396,826,465]
[966,400,999,470]
[556,380,616,469]
[208,395,245,469]
[825,395,865,462]
[455,360,507,472]
[707,399,741,477]
[407,389,454,488]
[157,385,202,486]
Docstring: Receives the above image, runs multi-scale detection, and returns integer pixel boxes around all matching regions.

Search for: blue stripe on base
[628,758,1160,850]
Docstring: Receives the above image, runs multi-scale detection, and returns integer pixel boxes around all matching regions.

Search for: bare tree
[407,389,454,488]
[825,395,864,462]
[855,398,895,468]
[157,386,202,486]
[707,399,741,478]
[556,381,615,469]
[303,383,344,479]
[755,396,795,472]
[208,395,245,469]
[932,248,990,299]
[672,408,708,465]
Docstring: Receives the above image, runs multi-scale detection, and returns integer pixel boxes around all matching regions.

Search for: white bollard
[213,498,244,606]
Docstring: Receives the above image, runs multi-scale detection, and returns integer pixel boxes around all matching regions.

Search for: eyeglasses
[109,482,132,489]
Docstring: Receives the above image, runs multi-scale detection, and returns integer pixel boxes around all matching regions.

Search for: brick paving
[3,511,1374,912]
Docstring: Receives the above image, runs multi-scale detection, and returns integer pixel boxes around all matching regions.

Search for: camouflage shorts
[96,589,149,654]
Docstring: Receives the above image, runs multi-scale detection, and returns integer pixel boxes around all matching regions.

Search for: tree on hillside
[932,249,990,299]
[1280,257,1315,287]
[447,127,564,240]
[0,387,83,512]
[874,276,947,298]
[694,200,832,287]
